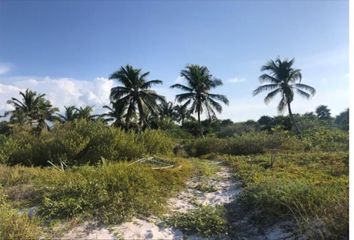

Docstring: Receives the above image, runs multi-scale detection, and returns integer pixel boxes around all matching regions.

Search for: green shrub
[184,131,304,157]
[34,160,191,224]
[223,152,349,239]
[166,206,228,237]
[137,129,175,155]
[303,127,349,152]
[1,120,175,167]
[0,190,43,239]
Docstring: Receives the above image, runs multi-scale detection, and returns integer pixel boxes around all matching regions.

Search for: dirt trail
[63,160,241,240]
[62,160,296,240]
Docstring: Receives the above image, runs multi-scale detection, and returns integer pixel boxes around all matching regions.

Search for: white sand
[62,161,296,240]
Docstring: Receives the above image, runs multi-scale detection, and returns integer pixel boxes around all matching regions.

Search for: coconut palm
[253,58,315,135]
[100,102,127,128]
[159,101,177,121]
[174,103,194,125]
[75,106,95,120]
[170,64,229,131]
[109,65,166,129]
[5,89,59,131]
[58,106,78,122]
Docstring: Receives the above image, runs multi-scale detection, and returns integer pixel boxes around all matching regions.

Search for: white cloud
[0,76,114,115]
[227,77,246,84]
[0,73,348,122]
[0,64,11,75]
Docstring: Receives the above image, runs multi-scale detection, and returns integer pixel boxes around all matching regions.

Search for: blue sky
[0,0,349,121]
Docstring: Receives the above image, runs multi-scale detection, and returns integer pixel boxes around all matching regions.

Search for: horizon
[0,0,349,122]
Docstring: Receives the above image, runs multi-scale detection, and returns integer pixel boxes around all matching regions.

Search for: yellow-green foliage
[0,120,175,166]
[221,152,348,239]
[137,129,175,155]
[184,131,304,157]
[0,158,192,224]
[0,190,43,240]
[303,127,349,152]
[166,205,228,237]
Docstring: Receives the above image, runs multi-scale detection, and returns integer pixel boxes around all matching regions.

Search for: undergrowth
[219,151,348,239]
[165,205,229,237]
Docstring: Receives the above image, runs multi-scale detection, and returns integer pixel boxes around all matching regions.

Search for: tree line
[1,57,347,136]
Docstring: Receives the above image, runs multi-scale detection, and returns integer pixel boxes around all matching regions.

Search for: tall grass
[221,152,348,239]
[0,120,175,166]
[0,158,192,225]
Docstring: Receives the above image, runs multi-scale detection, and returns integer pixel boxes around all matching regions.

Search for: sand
[62,161,296,240]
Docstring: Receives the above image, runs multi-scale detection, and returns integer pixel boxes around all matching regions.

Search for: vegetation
[166,206,228,237]
[109,64,166,130]
[0,120,174,166]
[253,58,315,135]
[221,151,348,239]
[0,61,348,239]
[4,89,59,133]
[171,64,229,135]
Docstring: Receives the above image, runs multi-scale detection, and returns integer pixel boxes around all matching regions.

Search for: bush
[1,120,175,167]
[34,160,191,224]
[223,152,349,239]
[303,127,348,152]
[0,190,43,239]
[166,206,228,237]
[184,131,304,157]
[137,130,175,155]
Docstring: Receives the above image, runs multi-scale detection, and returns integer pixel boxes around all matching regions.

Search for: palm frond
[170,83,193,92]
[208,93,229,105]
[253,84,279,96]
[175,92,195,103]
[277,97,287,113]
[264,88,281,104]
[294,83,316,95]
[259,74,280,83]
[141,79,163,89]
[296,89,311,99]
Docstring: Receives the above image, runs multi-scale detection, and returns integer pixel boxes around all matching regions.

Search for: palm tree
[170,64,229,132]
[109,65,166,129]
[58,106,78,122]
[75,106,95,120]
[174,103,194,125]
[100,102,127,128]
[253,58,315,135]
[5,89,59,131]
[159,101,177,121]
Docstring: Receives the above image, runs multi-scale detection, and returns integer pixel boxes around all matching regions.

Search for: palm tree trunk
[137,99,146,130]
[287,102,301,137]
[197,108,203,137]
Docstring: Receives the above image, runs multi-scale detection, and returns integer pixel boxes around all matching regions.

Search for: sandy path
[62,161,297,240]
[62,160,241,240]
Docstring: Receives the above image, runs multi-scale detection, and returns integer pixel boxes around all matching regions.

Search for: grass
[0,157,192,237]
[0,121,348,239]
[165,205,229,237]
[219,151,348,239]
[0,190,43,239]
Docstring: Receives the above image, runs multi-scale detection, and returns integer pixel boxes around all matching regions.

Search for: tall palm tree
[5,89,59,131]
[170,64,229,130]
[58,106,78,122]
[109,65,166,129]
[253,58,315,135]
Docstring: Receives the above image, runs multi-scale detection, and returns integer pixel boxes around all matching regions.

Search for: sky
[0,0,349,122]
